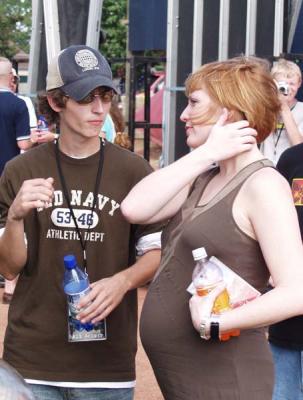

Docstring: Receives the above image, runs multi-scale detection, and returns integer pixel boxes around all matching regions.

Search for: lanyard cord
[55,138,105,271]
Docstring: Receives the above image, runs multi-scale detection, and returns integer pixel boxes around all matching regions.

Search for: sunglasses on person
[65,88,115,105]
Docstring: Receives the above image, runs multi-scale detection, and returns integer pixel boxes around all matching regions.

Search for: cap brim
[62,75,119,101]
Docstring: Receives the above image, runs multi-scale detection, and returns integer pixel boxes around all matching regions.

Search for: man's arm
[0,177,54,279]
[17,139,32,151]
[77,249,161,324]
[0,218,27,280]
[15,98,32,151]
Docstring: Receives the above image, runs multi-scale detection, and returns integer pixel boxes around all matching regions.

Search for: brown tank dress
[140,160,274,400]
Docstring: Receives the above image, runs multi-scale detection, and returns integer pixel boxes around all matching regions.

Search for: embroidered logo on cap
[74,49,99,72]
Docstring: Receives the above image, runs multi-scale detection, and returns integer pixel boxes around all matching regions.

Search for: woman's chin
[186,137,205,149]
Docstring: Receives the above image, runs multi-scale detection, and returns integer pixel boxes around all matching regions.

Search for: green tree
[101,0,127,59]
[0,0,31,58]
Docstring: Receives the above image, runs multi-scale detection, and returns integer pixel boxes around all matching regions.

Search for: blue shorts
[28,384,134,400]
[271,343,303,400]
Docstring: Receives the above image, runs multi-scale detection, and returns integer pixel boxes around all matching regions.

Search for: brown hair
[38,89,67,125]
[110,100,131,149]
[38,89,132,149]
[185,56,280,143]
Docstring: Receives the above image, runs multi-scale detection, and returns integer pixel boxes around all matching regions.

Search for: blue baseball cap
[46,45,118,101]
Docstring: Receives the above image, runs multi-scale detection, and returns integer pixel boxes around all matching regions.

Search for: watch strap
[210,315,220,340]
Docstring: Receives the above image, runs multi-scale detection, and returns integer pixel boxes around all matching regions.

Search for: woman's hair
[111,101,131,149]
[271,58,302,82]
[38,89,67,125]
[185,56,280,143]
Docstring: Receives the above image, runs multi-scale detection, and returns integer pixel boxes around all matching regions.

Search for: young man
[0,45,162,400]
[260,58,303,165]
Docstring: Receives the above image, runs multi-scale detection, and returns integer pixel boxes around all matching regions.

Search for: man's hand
[8,177,54,221]
[203,109,257,162]
[77,273,132,324]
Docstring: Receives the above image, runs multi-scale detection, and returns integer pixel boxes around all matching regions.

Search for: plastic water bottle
[63,254,94,334]
[63,254,107,342]
[192,247,240,341]
[37,115,49,132]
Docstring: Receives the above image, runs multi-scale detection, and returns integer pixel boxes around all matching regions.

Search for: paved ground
[0,287,164,400]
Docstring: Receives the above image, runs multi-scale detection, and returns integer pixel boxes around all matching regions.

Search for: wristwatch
[199,317,210,340]
[199,315,221,340]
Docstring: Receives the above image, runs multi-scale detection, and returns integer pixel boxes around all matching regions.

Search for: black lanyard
[274,123,284,153]
[55,138,105,270]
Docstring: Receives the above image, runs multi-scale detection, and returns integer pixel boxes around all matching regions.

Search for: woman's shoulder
[244,164,290,200]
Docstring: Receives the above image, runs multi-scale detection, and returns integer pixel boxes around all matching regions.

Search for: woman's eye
[189,99,198,106]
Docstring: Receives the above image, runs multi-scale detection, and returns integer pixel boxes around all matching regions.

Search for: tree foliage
[100,0,127,59]
[0,0,127,61]
[0,0,32,58]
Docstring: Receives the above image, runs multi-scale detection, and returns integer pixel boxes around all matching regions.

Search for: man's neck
[58,135,101,159]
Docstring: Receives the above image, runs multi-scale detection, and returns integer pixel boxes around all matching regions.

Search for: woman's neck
[218,145,264,177]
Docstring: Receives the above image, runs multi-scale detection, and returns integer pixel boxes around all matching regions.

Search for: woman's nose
[180,106,189,122]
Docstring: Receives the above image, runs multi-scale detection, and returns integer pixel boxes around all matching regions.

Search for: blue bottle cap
[63,254,77,269]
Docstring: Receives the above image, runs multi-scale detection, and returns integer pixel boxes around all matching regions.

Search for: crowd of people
[0,45,303,400]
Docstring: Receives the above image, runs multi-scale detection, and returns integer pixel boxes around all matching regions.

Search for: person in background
[0,57,31,171]
[260,58,303,165]
[268,142,303,400]
[0,57,31,304]
[121,56,303,399]
[10,68,37,132]
[101,99,131,149]
[0,44,162,400]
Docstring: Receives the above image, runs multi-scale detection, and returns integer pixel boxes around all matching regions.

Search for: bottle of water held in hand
[37,115,49,132]
[63,254,107,342]
[192,247,240,341]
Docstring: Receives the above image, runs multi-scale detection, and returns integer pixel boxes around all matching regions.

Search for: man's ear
[47,95,62,112]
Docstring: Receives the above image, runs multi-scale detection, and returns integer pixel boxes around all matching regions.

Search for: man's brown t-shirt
[0,141,161,382]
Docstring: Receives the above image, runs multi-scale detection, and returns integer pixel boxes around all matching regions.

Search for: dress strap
[191,159,274,218]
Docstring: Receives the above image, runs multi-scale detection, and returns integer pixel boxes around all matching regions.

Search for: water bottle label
[66,289,107,342]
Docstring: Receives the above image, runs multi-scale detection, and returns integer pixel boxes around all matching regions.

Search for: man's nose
[92,96,104,112]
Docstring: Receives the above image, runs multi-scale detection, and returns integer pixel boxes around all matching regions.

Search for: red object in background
[135,73,164,146]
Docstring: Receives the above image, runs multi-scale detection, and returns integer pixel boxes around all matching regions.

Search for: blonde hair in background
[185,56,280,143]
[271,58,302,82]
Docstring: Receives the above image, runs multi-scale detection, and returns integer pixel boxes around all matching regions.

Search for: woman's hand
[203,109,257,162]
[189,283,226,332]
